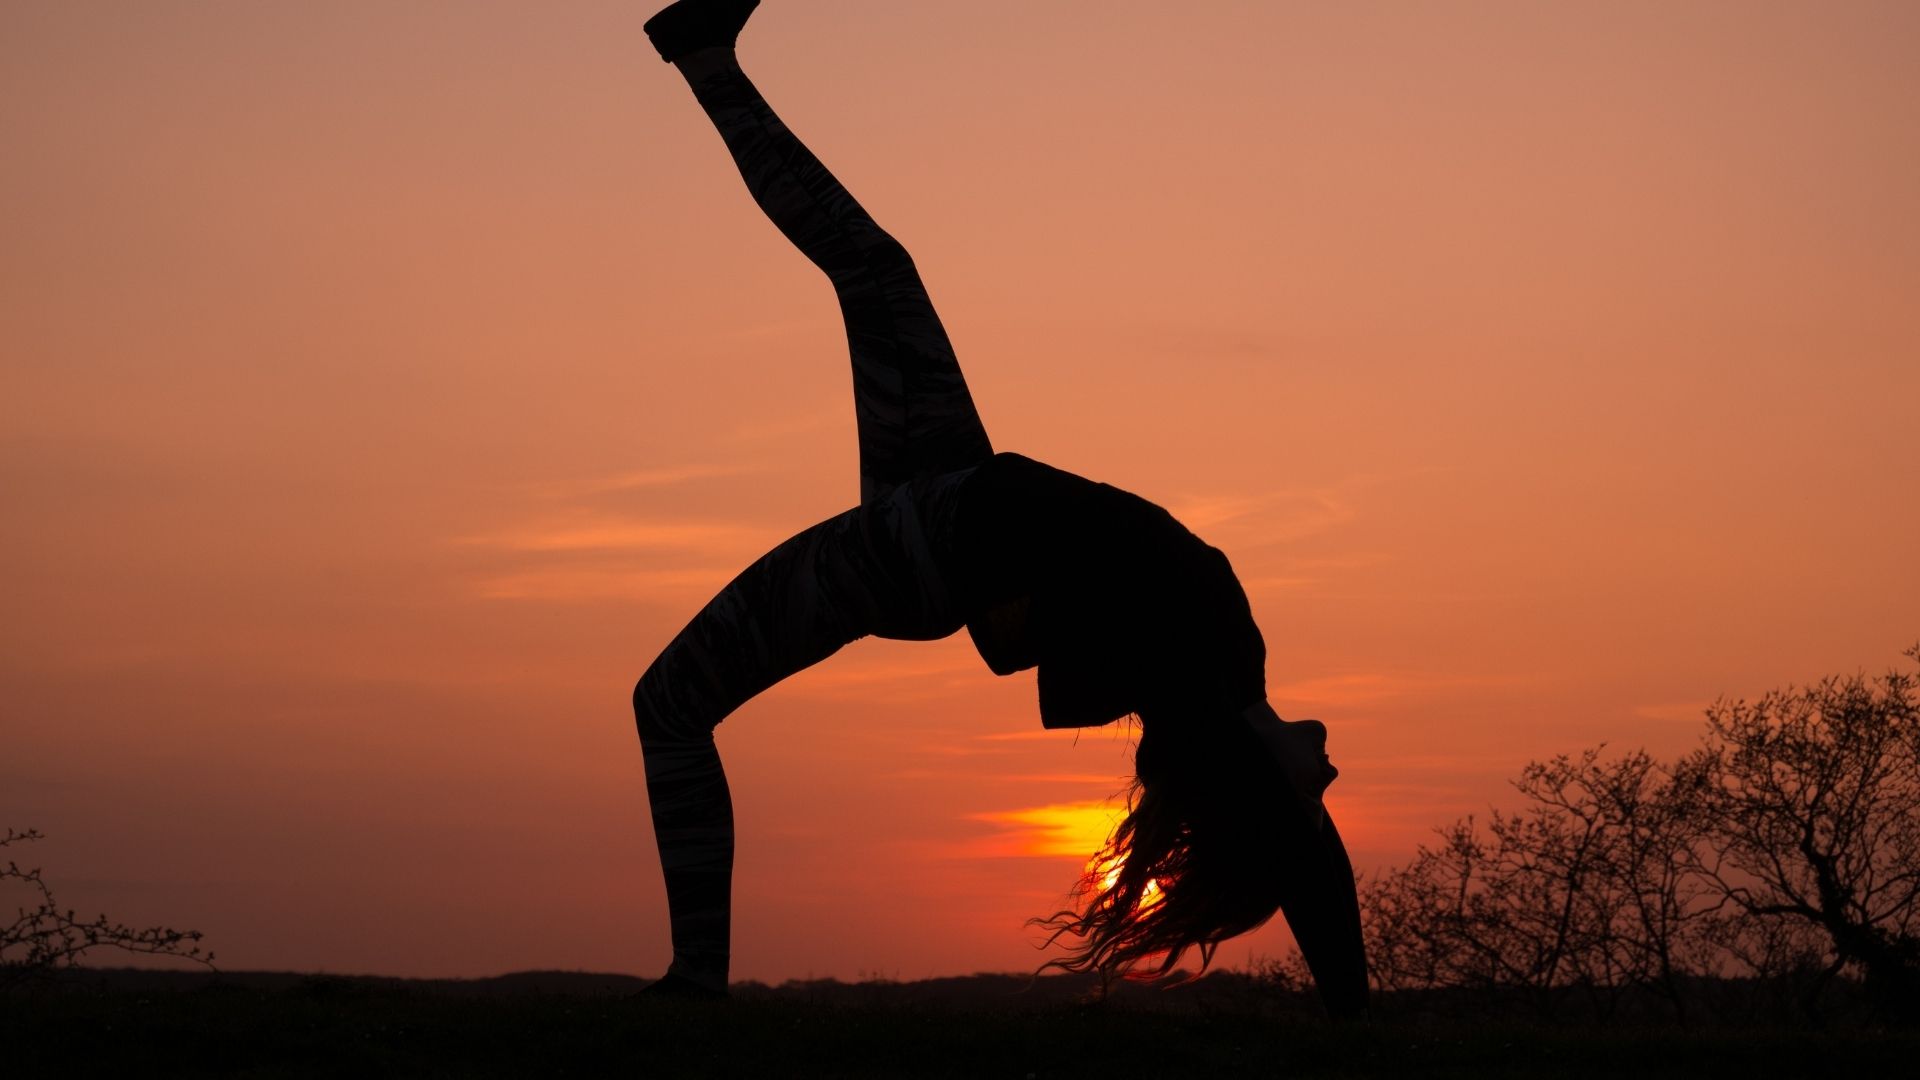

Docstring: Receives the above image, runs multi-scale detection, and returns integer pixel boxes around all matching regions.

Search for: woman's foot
[644,0,761,64]
[638,971,729,1000]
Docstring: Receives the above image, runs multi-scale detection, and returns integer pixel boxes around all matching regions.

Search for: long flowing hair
[1034,703,1288,980]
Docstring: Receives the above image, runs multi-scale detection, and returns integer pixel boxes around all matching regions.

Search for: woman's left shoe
[643,0,761,63]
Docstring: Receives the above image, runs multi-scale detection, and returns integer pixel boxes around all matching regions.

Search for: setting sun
[1090,852,1164,912]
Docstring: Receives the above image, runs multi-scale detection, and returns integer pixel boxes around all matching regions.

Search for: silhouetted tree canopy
[1326,643,1920,1024]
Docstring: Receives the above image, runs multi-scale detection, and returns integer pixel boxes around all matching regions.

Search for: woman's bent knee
[633,673,684,746]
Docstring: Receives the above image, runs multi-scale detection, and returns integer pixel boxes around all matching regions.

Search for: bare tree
[1509,748,1720,1019]
[1361,815,1530,1001]
[2,827,216,991]
[1678,644,1920,1016]
[1358,748,1716,1019]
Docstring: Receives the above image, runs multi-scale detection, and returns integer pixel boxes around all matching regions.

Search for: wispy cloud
[782,656,985,702]
[1267,670,1531,708]
[963,799,1125,859]
[1169,468,1452,550]
[1170,488,1355,538]
[470,566,734,602]
[459,460,785,603]
[529,463,762,500]
[457,516,770,554]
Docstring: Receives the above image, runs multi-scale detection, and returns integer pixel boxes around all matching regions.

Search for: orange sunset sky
[4,1,1916,983]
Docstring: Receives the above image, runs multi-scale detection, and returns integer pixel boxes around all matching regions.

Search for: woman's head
[1035,701,1299,980]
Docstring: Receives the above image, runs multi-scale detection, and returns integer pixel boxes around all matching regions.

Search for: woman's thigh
[635,485,968,740]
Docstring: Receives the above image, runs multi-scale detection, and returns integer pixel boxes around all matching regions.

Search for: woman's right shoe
[637,971,729,1000]
[643,0,761,63]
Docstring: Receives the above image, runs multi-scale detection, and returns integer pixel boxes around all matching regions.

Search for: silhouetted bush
[1680,642,1920,1020]
[1,827,215,991]
[1314,643,1920,1025]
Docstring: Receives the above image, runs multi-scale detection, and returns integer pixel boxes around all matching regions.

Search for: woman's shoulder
[965,452,1179,529]
[967,451,1089,493]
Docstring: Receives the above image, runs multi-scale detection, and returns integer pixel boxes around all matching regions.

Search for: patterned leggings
[633,57,995,990]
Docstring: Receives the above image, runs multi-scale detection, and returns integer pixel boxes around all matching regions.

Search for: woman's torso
[945,452,1266,728]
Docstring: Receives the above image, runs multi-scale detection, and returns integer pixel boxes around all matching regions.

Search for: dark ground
[8,969,1915,1078]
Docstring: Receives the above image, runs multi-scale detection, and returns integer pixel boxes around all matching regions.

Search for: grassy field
[8,970,1917,1078]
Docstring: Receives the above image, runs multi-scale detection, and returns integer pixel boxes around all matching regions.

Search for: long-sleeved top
[949,452,1267,728]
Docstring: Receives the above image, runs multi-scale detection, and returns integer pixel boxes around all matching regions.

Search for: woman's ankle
[674,46,740,84]
[666,956,730,994]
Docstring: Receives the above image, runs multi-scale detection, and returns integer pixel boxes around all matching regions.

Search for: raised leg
[636,0,986,995]
[672,46,994,501]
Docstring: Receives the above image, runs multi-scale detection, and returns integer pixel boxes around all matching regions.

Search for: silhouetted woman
[634,0,1367,1016]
